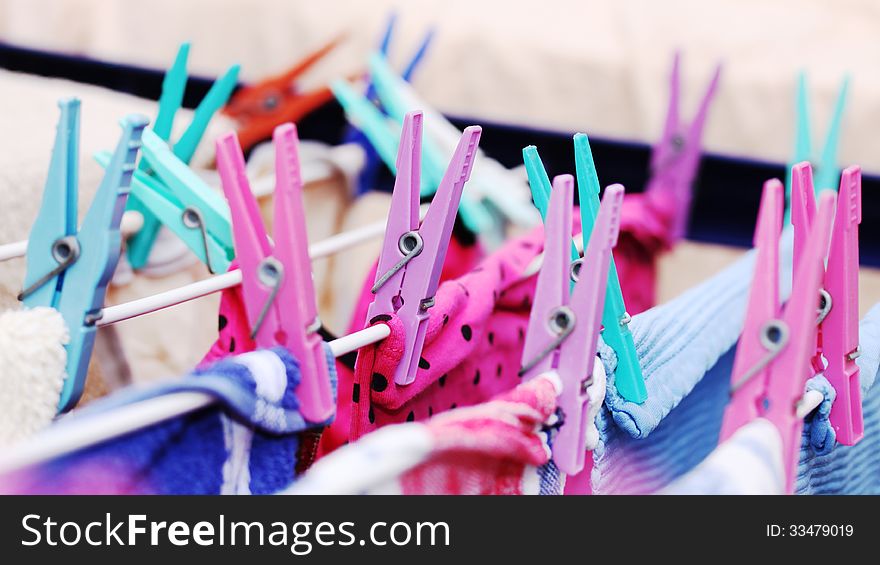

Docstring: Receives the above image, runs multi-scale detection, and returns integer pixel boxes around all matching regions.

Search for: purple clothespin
[647,52,721,241]
[365,111,481,385]
[519,175,623,475]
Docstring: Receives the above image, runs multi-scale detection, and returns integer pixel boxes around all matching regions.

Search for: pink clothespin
[365,111,481,385]
[647,52,722,241]
[720,178,835,494]
[216,123,334,423]
[790,162,863,445]
[519,175,623,475]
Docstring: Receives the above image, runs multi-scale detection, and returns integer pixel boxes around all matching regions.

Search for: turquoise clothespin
[20,99,148,412]
[523,135,647,404]
[331,79,493,233]
[784,72,849,222]
[94,128,234,273]
[121,42,239,269]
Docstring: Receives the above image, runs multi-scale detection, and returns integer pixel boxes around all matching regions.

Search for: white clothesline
[0,323,391,475]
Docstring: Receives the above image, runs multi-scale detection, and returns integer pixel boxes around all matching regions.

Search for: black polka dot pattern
[488,332,494,345]
[473,370,481,385]
[461,325,473,341]
[371,373,388,392]
[418,357,430,370]
[218,315,228,331]
[368,406,375,424]
[228,337,236,352]
[439,374,447,387]
[406,411,415,422]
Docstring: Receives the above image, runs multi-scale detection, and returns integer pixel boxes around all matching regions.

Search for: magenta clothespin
[365,111,481,385]
[791,162,863,445]
[647,52,721,241]
[519,175,623,475]
[216,123,334,423]
[720,178,835,494]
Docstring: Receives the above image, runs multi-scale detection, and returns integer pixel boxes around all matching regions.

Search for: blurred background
[1,0,879,386]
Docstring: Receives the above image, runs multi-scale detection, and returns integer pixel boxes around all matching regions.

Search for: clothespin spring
[730,320,790,394]
[181,206,216,274]
[250,257,285,340]
[519,305,576,377]
[17,236,81,301]
[370,231,424,294]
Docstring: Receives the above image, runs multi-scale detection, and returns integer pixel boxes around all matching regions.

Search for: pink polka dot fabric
[321,227,545,452]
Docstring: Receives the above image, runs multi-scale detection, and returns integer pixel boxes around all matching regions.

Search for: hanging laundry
[1,347,336,495]
[287,374,562,495]
[320,221,555,453]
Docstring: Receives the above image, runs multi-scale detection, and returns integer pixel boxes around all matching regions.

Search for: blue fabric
[593,290,880,494]
[19,346,337,495]
[796,303,880,494]
[600,232,793,438]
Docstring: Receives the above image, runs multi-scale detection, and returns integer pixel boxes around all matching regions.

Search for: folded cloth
[3,347,335,495]
[286,374,562,495]
[0,307,68,446]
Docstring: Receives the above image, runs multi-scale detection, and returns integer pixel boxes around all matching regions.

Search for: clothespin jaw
[823,166,863,444]
[648,52,722,241]
[365,111,481,385]
[216,124,334,423]
[21,98,81,310]
[519,175,574,382]
[120,43,239,270]
[22,102,148,412]
[721,178,835,493]
[555,183,623,474]
[224,36,345,153]
[518,174,623,474]
[522,138,647,403]
[785,73,849,219]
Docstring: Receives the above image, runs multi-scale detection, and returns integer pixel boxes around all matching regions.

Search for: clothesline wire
[0,323,391,475]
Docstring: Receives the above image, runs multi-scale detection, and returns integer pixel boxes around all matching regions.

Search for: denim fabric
[10,346,336,495]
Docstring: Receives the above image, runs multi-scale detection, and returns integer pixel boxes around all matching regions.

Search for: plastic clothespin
[790,162,862,445]
[332,79,493,234]
[368,53,539,230]
[720,178,835,494]
[785,73,849,218]
[215,124,334,423]
[20,99,147,412]
[519,175,623,474]
[646,52,721,242]
[223,36,347,153]
[365,111,481,385]
[349,13,435,196]
[96,128,235,273]
[121,43,239,270]
[523,136,647,403]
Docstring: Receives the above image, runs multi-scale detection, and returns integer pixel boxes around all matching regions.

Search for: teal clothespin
[368,52,539,231]
[94,128,234,273]
[20,99,148,412]
[332,79,493,233]
[784,72,849,222]
[523,135,647,403]
[121,42,239,269]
